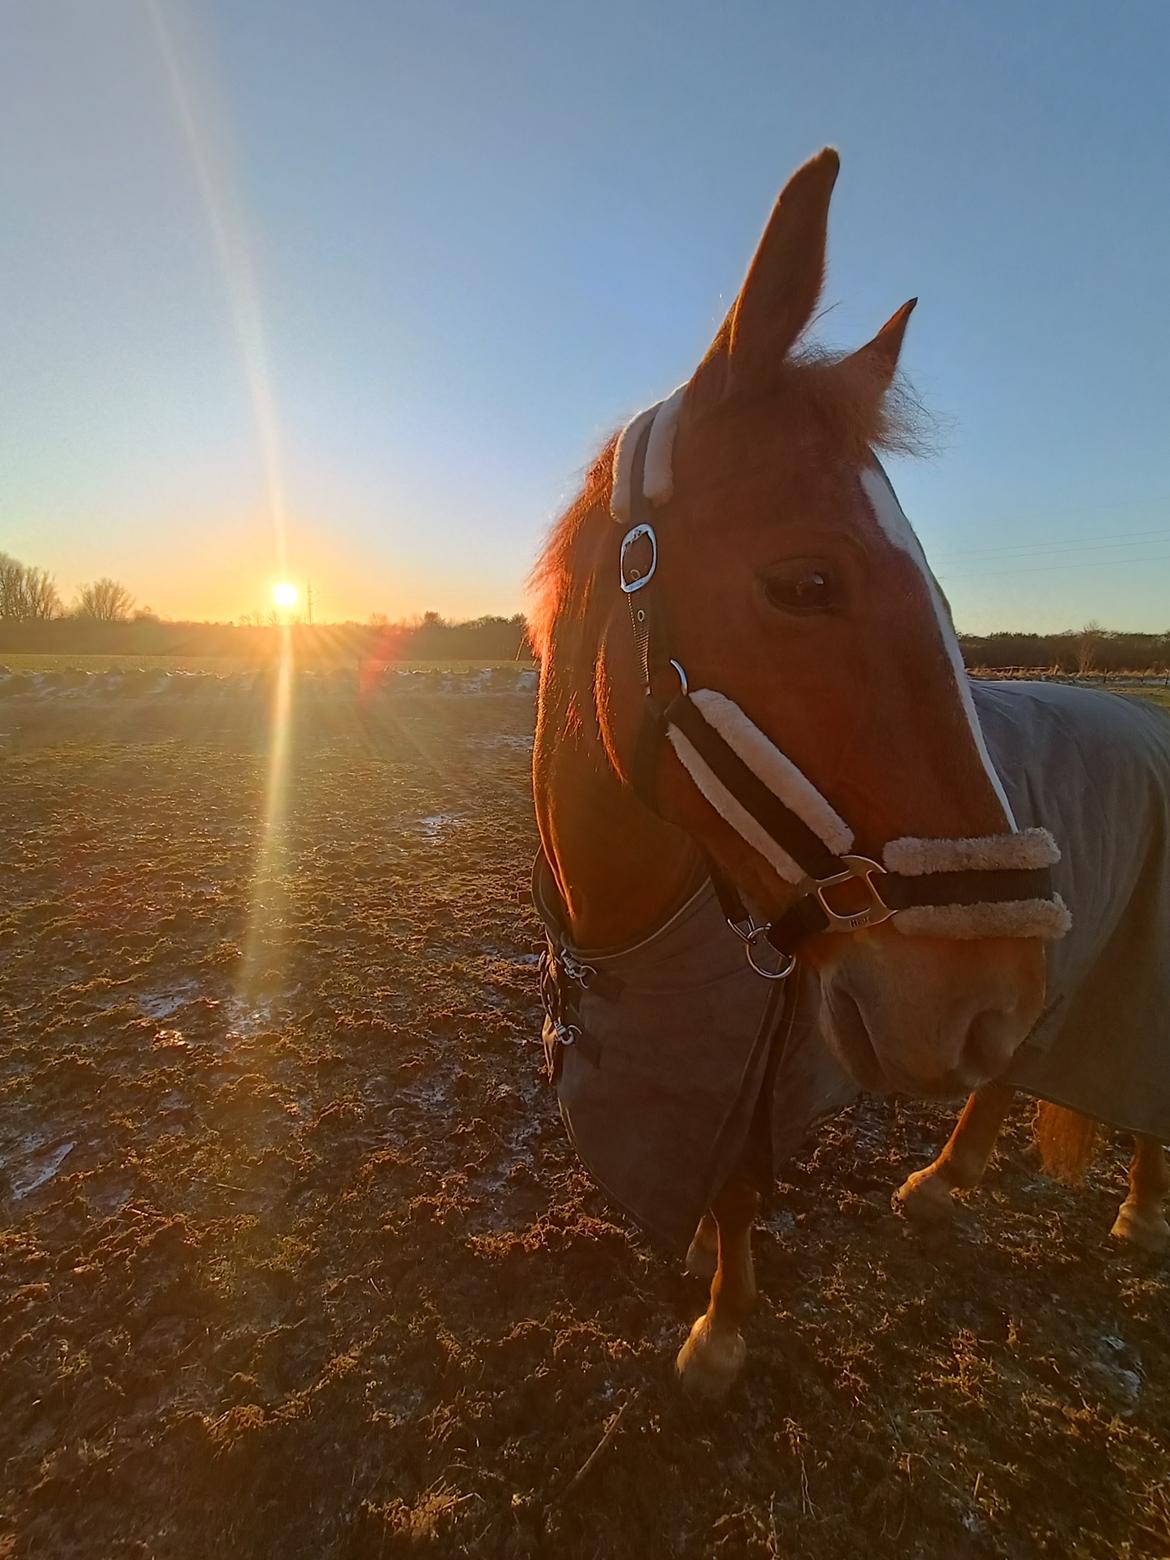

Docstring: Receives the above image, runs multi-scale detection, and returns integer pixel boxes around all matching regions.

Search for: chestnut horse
[531,149,1066,1398]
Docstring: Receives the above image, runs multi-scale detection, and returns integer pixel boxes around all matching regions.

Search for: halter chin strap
[610,400,1071,980]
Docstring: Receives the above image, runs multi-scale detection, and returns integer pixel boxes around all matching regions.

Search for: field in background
[1129,685,1170,713]
[0,653,534,675]
[1,691,1167,1558]
[3,651,1165,693]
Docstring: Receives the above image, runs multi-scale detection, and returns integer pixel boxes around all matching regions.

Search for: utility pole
[306,579,314,626]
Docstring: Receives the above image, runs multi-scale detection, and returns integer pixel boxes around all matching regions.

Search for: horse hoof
[1110,1204,1170,1255]
[675,1315,745,1401]
[896,1168,956,1225]
[685,1234,717,1282]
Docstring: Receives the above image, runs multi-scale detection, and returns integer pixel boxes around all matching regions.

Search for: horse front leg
[1111,1136,1170,1254]
[676,1176,759,1400]
[897,1081,1015,1225]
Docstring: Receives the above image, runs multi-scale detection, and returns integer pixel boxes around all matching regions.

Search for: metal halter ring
[744,925,797,981]
[619,523,658,593]
[725,912,763,946]
[815,854,894,933]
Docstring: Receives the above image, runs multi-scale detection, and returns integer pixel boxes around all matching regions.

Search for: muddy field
[1,684,1167,1558]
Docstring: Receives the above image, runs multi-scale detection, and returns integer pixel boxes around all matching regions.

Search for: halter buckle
[619,524,658,593]
[815,854,894,932]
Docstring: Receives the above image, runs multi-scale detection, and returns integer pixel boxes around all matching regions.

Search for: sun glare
[271,581,298,610]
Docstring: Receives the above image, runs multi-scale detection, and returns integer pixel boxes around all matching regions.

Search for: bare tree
[1077,619,1103,677]
[21,567,61,620]
[0,554,62,620]
[0,553,26,619]
[75,577,134,623]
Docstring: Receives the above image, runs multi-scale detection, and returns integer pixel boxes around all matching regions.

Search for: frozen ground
[0,691,1167,1558]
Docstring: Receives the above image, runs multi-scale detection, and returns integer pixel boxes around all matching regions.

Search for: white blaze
[859,466,1016,828]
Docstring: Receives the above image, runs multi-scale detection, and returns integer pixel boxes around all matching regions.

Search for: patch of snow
[138,980,202,1021]
[5,662,540,705]
[223,988,299,1038]
[416,814,463,839]
[10,1141,76,1199]
[1085,1334,1144,1415]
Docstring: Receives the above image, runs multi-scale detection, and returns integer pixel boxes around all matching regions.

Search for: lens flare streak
[239,629,295,1003]
[144,3,298,1022]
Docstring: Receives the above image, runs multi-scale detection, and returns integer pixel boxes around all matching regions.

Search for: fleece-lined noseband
[607,394,1071,979]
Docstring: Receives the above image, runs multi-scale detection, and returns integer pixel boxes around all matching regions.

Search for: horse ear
[834,298,918,395]
[693,147,840,402]
[829,294,923,430]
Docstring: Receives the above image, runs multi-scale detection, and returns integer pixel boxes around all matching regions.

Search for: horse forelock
[686,346,933,471]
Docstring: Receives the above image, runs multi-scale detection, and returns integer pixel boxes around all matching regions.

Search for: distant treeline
[1,539,1167,671]
[3,617,1169,672]
[0,610,532,663]
[960,628,1170,675]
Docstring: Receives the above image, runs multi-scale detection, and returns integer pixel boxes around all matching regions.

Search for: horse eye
[762,565,838,615]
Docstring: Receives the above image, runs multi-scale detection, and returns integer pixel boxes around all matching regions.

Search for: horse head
[535,148,1061,1096]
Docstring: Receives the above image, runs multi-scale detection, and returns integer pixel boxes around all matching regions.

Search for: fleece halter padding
[611,386,685,523]
[884,827,1058,875]
[667,689,853,884]
[891,896,1072,940]
[609,394,1072,967]
[881,827,1071,940]
[666,698,1070,940]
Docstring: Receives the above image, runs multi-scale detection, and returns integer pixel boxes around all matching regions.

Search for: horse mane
[527,351,931,665]
[527,437,616,665]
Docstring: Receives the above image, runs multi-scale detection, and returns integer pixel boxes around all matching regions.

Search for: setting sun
[271,581,298,610]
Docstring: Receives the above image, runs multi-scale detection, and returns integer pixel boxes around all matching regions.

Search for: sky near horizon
[2,1,1168,633]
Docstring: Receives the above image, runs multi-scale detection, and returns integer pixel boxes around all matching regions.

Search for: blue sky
[2,0,1168,631]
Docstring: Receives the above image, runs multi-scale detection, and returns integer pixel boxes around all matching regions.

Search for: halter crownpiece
[608,397,1071,978]
[611,386,686,523]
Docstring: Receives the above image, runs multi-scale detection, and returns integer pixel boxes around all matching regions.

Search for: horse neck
[533,659,701,951]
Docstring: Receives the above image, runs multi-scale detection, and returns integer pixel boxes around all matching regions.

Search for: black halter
[615,416,1062,979]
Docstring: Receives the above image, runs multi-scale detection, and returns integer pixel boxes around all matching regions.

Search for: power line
[935,526,1170,563]
[940,550,1170,581]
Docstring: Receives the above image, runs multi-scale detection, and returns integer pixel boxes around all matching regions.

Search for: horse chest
[535,862,857,1252]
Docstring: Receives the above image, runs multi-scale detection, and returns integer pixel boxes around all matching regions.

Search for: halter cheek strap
[610,399,1071,978]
